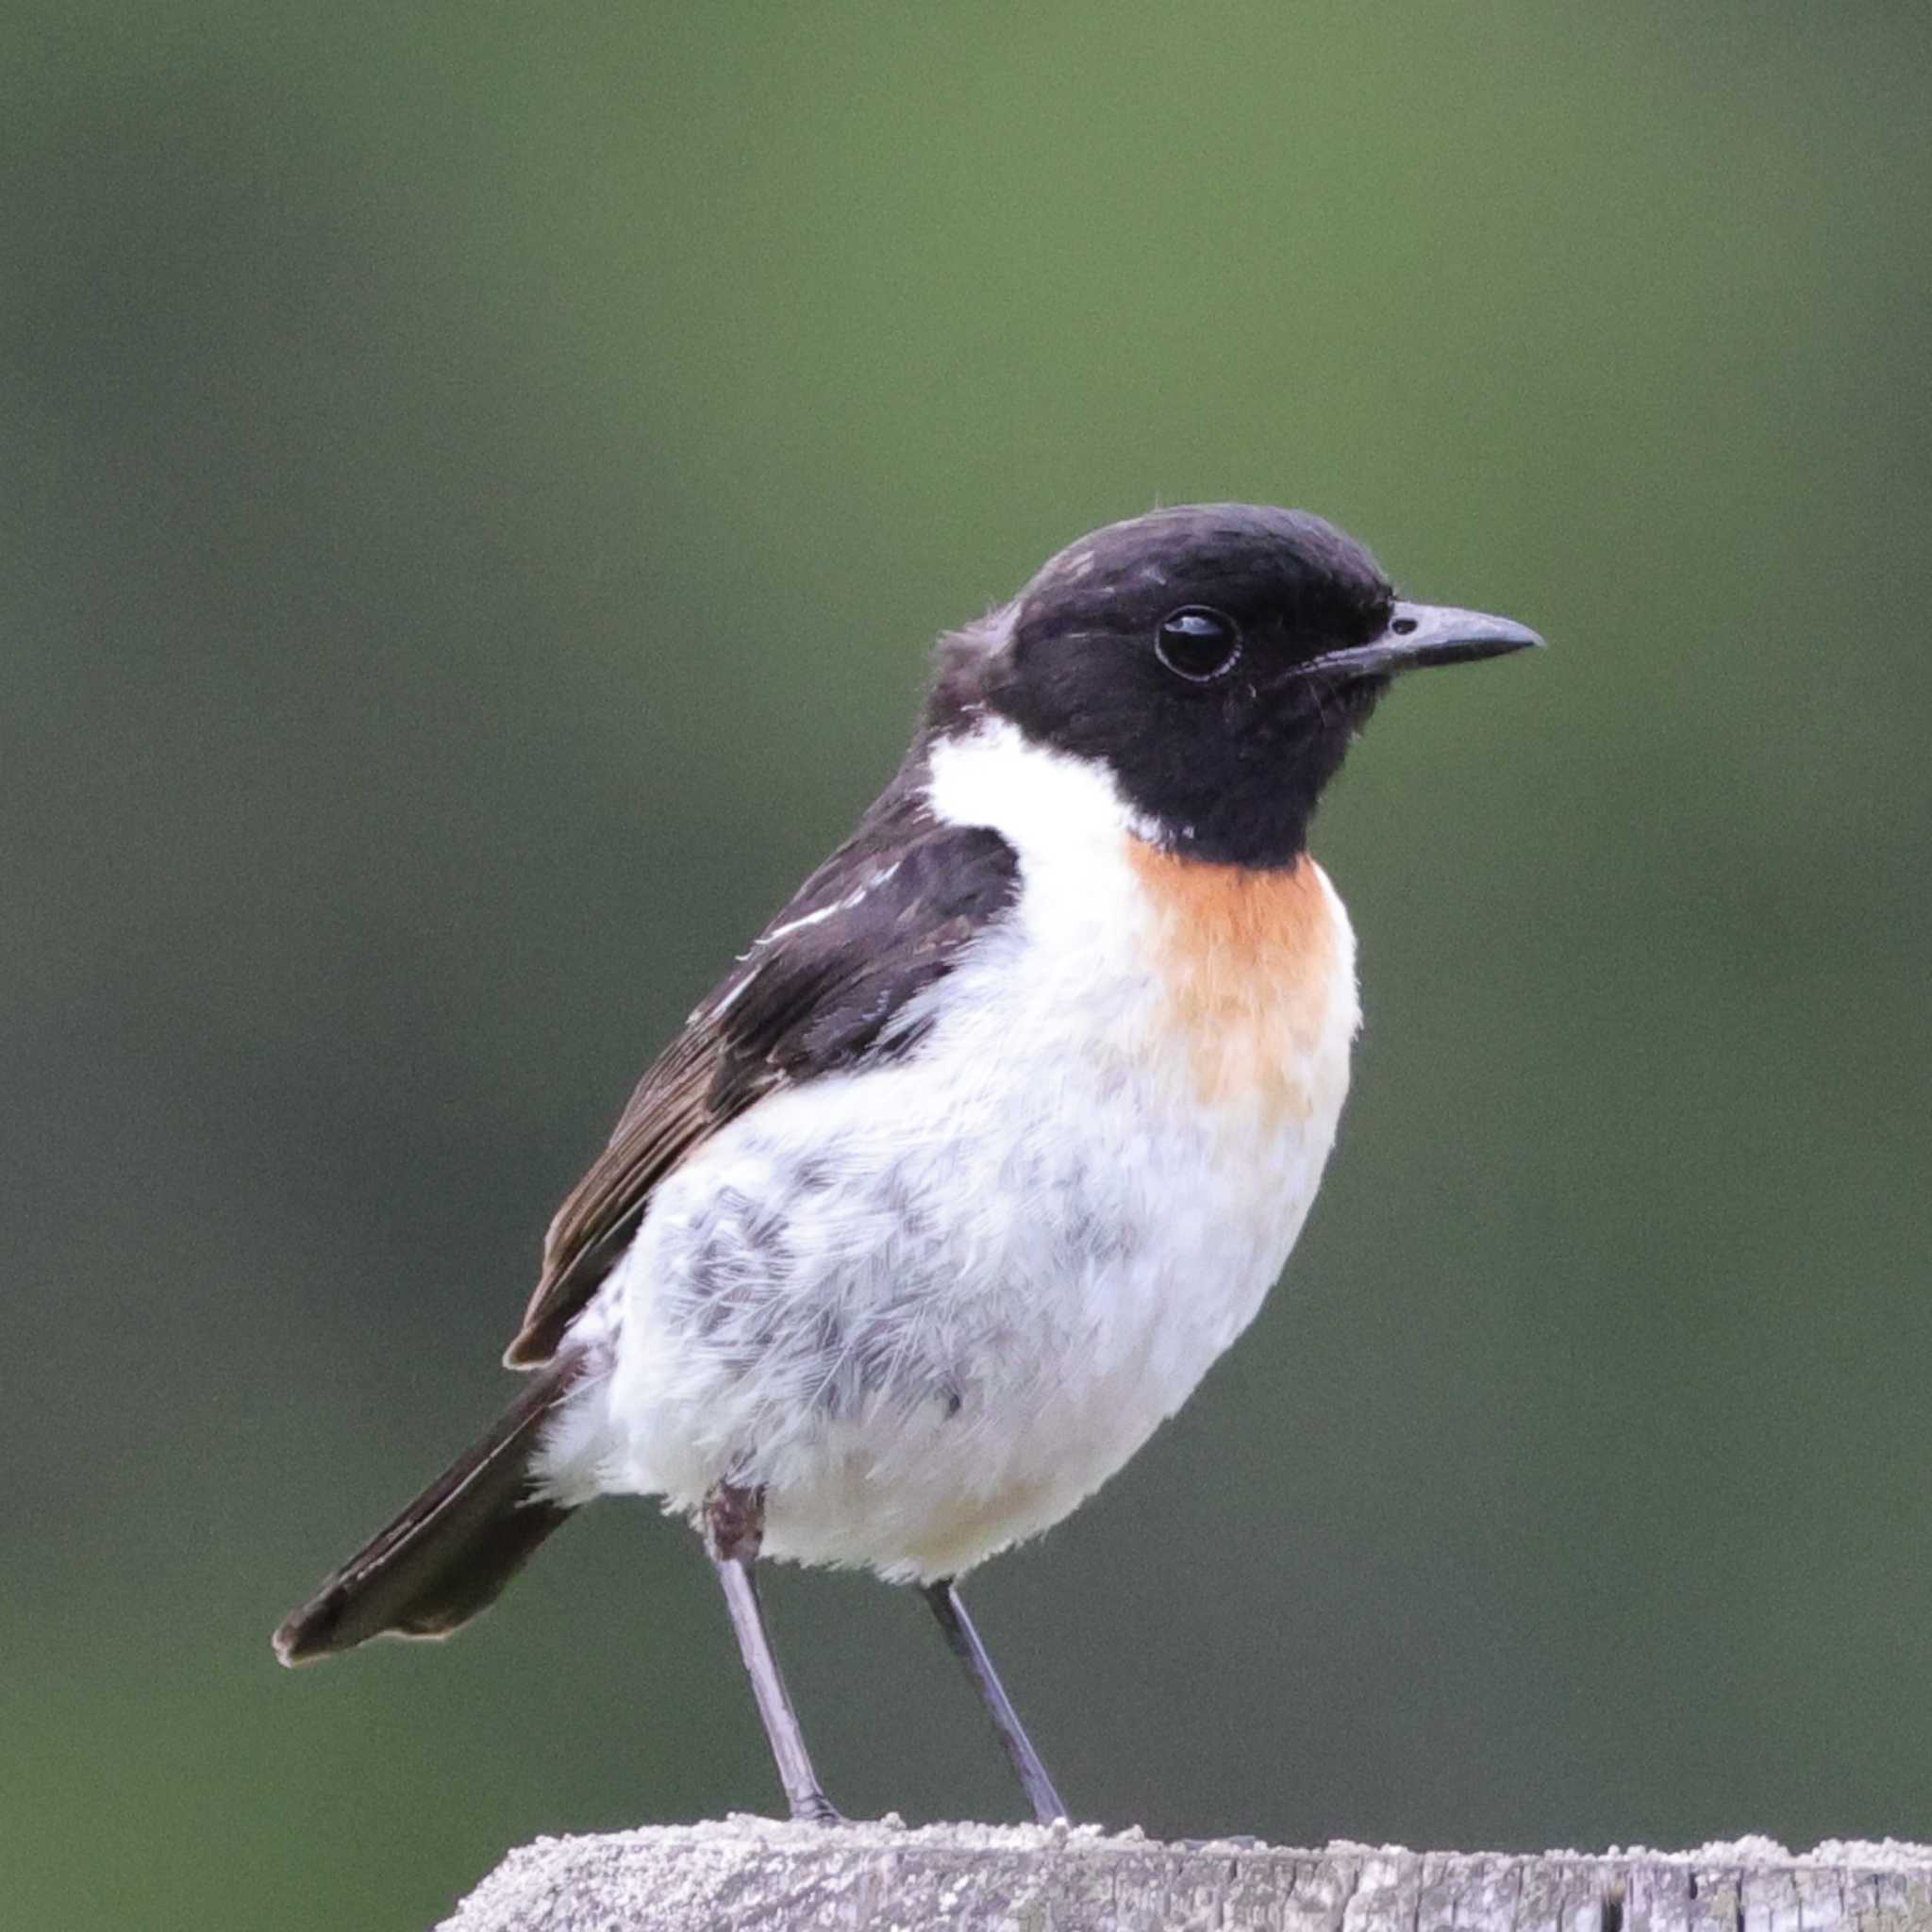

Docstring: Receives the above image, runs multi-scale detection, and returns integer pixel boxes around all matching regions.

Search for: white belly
[548,725,1359,1580]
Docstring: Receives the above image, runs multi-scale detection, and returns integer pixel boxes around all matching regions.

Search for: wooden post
[441,1820,1932,1931]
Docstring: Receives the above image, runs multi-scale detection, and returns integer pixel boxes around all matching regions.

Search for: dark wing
[504,805,1019,1366]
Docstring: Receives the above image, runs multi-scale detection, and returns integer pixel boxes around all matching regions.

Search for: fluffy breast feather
[561,721,1364,1579]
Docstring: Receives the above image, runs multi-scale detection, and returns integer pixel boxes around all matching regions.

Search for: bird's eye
[1155,607,1242,682]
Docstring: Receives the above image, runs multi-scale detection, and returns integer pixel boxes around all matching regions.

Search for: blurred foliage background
[6,2,1930,1924]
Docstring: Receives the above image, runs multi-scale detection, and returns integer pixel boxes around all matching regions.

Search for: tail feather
[273,1349,592,1665]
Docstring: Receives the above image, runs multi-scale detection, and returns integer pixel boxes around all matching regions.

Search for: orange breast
[1125,841,1350,1122]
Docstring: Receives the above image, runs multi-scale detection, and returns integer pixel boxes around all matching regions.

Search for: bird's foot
[790,1793,847,1825]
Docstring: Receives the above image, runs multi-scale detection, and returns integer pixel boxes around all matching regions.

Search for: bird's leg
[706,1482,843,1824]
[923,1577,1068,1824]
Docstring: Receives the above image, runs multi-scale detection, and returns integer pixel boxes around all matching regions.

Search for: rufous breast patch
[1124,841,1353,1124]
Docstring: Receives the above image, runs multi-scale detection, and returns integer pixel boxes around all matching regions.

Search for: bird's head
[935,503,1541,866]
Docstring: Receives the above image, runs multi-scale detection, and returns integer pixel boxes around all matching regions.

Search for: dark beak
[1302,601,1544,680]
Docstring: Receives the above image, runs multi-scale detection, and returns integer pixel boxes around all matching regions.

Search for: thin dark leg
[924,1577,1068,1824]
[706,1485,842,1824]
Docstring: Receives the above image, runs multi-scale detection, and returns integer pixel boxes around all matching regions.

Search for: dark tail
[273,1349,593,1666]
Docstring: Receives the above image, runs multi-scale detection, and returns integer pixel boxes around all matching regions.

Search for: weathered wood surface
[440,1820,1932,1932]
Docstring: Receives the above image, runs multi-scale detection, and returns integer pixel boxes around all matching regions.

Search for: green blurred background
[7,2,1930,1924]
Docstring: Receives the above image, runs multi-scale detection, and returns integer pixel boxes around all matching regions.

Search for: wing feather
[504,806,1017,1366]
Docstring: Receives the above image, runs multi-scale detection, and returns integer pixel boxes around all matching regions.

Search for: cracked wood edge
[438,1822,1932,1932]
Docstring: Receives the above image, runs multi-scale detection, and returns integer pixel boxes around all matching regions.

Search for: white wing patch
[701,862,906,1022]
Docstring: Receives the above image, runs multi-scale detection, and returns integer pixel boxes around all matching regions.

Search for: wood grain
[441,1822,1932,1932]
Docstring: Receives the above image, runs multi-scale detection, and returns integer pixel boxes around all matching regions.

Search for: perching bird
[274,503,1540,1824]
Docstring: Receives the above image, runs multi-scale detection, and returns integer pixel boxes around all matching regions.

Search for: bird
[273,502,1541,1826]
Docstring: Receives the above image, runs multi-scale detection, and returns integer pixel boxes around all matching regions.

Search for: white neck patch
[925,716,1154,861]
